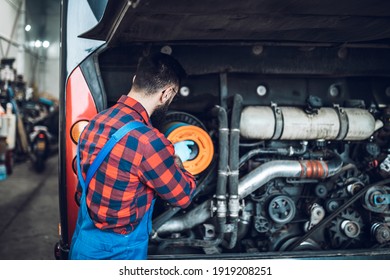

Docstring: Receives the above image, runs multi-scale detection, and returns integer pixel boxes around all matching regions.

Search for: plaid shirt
[77,95,196,234]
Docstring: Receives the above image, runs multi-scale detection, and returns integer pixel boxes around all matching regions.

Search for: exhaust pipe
[238,156,342,198]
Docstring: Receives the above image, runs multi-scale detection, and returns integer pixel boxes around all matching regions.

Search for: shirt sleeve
[138,134,196,208]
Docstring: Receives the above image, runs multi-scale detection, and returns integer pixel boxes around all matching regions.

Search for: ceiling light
[25,25,31,32]
[42,41,50,48]
[34,40,42,48]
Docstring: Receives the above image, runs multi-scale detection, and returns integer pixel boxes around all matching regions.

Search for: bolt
[376,196,384,204]
[252,45,264,55]
[179,86,190,97]
[161,45,173,55]
[256,85,267,96]
[338,48,348,59]
[386,87,390,97]
[382,230,390,239]
[329,84,340,97]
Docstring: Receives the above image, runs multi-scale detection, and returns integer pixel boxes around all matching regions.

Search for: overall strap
[77,121,145,192]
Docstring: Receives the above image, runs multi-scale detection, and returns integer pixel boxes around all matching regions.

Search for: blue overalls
[69,122,155,260]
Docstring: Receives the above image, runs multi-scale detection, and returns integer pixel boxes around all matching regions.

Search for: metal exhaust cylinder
[240,106,383,141]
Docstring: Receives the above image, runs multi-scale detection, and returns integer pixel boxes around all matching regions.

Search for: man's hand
[174,140,194,162]
[173,154,185,169]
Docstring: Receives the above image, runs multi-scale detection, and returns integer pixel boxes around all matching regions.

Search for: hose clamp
[334,104,349,140]
[216,200,227,218]
[228,196,240,218]
[271,102,284,140]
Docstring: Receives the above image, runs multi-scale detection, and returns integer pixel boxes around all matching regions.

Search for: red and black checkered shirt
[77,95,196,234]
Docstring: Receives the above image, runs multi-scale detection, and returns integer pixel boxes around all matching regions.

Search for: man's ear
[160,86,172,104]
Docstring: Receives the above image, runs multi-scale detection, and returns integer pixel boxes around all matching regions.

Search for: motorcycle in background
[23,97,58,173]
[29,125,52,172]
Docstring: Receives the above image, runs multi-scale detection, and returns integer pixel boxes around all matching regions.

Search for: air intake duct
[163,121,214,175]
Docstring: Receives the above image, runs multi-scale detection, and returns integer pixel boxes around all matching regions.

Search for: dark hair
[132,52,186,95]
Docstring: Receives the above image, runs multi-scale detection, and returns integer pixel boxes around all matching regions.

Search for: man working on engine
[69,52,196,260]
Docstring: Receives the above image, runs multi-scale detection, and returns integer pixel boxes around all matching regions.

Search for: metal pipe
[155,200,211,235]
[226,94,243,249]
[154,231,225,248]
[0,34,20,48]
[239,141,308,168]
[239,156,342,198]
[238,161,301,198]
[4,0,23,58]
[212,105,229,245]
[213,105,229,221]
[229,94,243,206]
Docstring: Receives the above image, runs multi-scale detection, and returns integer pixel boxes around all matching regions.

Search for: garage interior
[0,0,390,261]
[0,0,60,259]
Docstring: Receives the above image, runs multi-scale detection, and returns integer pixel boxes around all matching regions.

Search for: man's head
[131,52,186,129]
[133,52,186,97]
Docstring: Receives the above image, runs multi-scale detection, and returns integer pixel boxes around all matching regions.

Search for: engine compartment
[97,43,390,258]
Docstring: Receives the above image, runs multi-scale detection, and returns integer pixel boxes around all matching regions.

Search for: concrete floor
[0,154,59,260]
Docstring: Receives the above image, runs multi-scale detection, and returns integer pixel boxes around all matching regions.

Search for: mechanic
[69,52,196,260]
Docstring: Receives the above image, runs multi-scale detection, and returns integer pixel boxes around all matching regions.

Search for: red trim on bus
[65,67,98,242]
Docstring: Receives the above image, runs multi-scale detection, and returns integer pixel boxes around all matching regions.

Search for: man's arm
[138,137,196,208]
[173,154,185,169]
